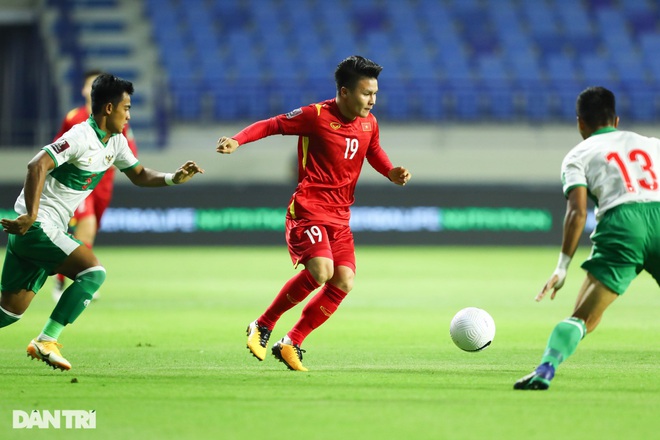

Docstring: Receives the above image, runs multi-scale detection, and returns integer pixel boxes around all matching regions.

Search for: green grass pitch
[1,246,659,439]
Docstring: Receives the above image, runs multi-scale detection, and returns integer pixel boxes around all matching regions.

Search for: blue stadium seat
[579,55,617,87]
[503,49,550,120]
[362,32,398,64]
[139,0,660,122]
[640,34,660,60]
[209,0,250,28]
[621,0,657,37]
[476,55,514,120]
[625,86,657,122]
[445,78,479,121]
[170,75,202,121]
[611,54,648,85]
[545,54,582,119]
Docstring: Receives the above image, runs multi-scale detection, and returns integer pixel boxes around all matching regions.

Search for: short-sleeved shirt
[561,127,660,220]
[54,106,138,200]
[13,117,139,231]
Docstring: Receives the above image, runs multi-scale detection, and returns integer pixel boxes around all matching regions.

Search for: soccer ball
[449,307,496,352]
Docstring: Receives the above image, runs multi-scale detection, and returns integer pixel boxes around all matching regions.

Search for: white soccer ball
[449,307,496,352]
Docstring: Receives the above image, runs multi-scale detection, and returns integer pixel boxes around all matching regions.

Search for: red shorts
[285,218,356,272]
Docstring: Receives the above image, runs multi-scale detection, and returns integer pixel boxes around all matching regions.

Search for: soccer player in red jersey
[52,70,138,302]
[216,56,411,371]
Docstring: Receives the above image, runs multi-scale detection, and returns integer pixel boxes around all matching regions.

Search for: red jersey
[233,99,393,225]
[53,106,138,198]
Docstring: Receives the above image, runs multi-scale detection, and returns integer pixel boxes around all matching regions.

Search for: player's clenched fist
[216,137,239,154]
[388,167,411,186]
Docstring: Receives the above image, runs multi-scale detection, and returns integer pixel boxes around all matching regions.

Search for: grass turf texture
[1,246,659,440]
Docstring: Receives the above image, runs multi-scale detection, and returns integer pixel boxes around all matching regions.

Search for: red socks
[288,283,347,346]
[258,269,320,330]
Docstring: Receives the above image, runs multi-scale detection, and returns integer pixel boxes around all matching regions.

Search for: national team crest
[361,122,372,131]
[104,154,114,166]
[50,140,70,154]
[330,122,342,130]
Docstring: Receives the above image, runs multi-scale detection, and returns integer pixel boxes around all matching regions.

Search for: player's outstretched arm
[216,137,239,154]
[388,167,411,186]
[124,161,204,187]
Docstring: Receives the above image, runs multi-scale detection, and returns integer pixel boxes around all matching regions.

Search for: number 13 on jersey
[607,149,659,192]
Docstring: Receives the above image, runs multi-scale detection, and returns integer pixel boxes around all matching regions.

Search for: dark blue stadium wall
[0,22,59,147]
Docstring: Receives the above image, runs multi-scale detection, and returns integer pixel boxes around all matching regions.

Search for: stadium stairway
[41,0,163,148]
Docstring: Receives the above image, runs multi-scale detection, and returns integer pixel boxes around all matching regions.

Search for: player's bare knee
[0,291,31,316]
[309,266,333,284]
[330,267,354,293]
[305,258,334,284]
[332,277,353,293]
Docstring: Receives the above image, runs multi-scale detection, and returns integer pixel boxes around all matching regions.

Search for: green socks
[540,317,587,369]
[39,319,65,340]
[0,306,21,328]
[46,266,106,338]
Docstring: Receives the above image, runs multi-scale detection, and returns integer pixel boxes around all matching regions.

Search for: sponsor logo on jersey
[50,140,70,154]
[330,122,342,130]
[104,154,114,166]
[285,108,303,119]
[361,122,372,131]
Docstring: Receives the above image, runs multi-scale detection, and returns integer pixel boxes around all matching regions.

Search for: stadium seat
[476,55,514,120]
[579,55,616,87]
[545,54,583,120]
[135,0,660,122]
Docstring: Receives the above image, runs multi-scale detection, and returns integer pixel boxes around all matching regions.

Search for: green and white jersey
[561,127,660,220]
[14,118,139,230]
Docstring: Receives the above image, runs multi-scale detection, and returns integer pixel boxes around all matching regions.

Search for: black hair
[576,86,617,129]
[334,55,383,92]
[90,73,134,115]
[83,69,105,83]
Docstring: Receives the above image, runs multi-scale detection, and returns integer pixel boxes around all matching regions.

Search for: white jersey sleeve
[43,125,89,168]
[561,149,587,193]
[111,134,139,171]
